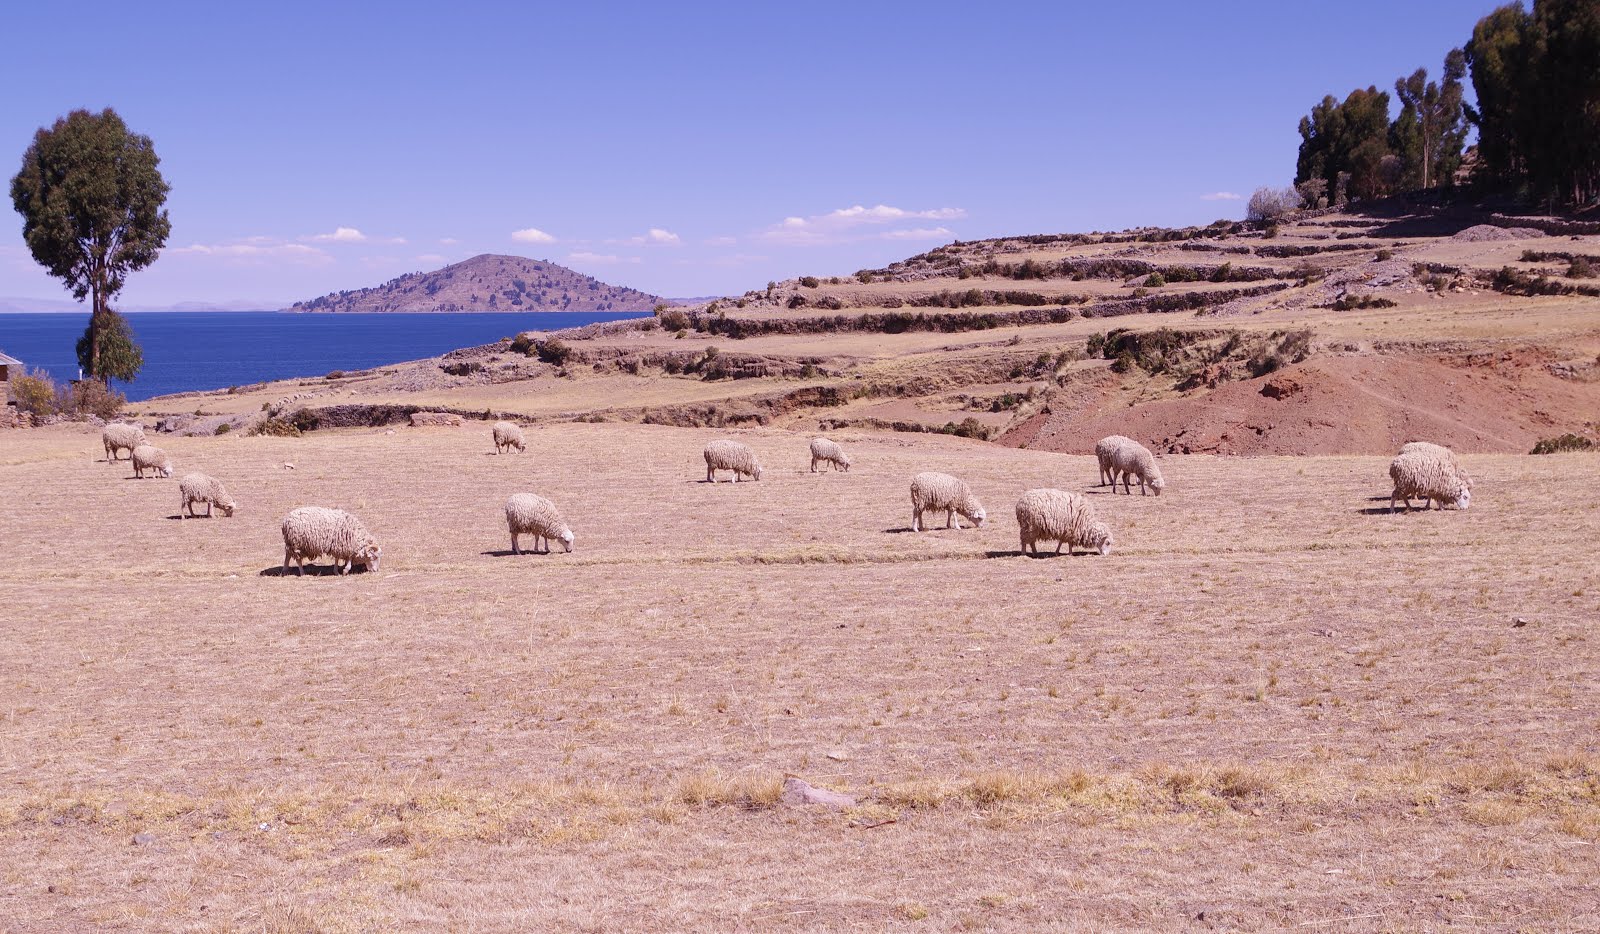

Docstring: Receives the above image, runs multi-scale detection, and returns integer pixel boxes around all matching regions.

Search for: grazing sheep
[1399,441,1472,489]
[130,444,173,479]
[178,473,237,518]
[809,437,851,473]
[704,439,763,482]
[492,421,526,454]
[1389,450,1472,513]
[102,423,146,462]
[1109,440,1165,496]
[910,472,987,531]
[1094,435,1136,486]
[505,493,574,554]
[280,506,383,575]
[1015,488,1113,556]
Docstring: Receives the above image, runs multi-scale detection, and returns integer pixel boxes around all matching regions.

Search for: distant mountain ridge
[285,254,663,313]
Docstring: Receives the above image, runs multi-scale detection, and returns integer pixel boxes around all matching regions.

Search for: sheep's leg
[283,548,292,574]
[205,502,213,517]
[1139,476,1147,496]
[707,466,715,483]
[810,456,818,473]
[911,508,921,532]
[946,509,957,530]
[1055,540,1064,554]
[338,559,349,575]
[511,532,520,555]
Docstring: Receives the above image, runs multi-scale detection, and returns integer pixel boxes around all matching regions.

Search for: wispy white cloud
[759,204,966,245]
[881,226,955,241]
[415,253,447,265]
[1200,191,1242,201]
[678,253,770,267]
[608,227,682,246]
[171,241,333,265]
[512,227,557,244]
[704,235,738,247]
[306,226,368,243]
[566,251,640,265]
[439,237,460,245]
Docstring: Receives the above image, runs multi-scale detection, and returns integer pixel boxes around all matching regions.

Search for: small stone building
[0,350,21,427]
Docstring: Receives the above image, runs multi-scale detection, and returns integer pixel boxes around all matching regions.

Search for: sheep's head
[1148,473,1166,495]
[1084,521,1114,556]
[559,527,575,553]
[839,453,853,470]
[217,500,237,517]
[966,500,988,529]
[752,464,764,481]
[353,542,383,572]
[1454,485,1472,510]
[158,463,173,478]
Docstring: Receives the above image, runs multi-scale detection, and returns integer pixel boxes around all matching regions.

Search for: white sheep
[130,444,173,479]
[178,473,237,518]
[809,437,851,472]
[1094,435,1135,486]
[704,439,763,482]
[1109,440,1165,496]
[102,423,146,462]
[1399,441,1472,489]
[492,420,526,454]
[1389,450,1472,513]
[1015,488,1113,556]
[910,471,987,531]
[280,506,383,575]
[505,493,574,554]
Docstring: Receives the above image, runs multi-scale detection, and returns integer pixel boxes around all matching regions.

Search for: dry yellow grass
[2,421,1598,930]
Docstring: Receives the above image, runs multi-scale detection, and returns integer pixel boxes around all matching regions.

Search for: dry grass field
[3,422,1599,931]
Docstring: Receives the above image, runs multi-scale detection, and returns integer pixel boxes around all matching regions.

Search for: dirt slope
[1001,352,1600,455]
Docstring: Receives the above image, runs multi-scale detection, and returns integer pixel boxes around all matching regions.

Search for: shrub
[786,294,807,309]
[938,417,990,440]
[10,368,58,418]
[1246,186,1299,223]
[856,271,873,284]
[799,276,820,288]
[1530,434,1596,454]
[214,422,232,435]
[510,334,536,355]
[1296,178,1329,209]
[656,307,690,331]
[441,360,484,376]
[58,379,125,420]
[1375,249,1393,262]
[816,295,844,310]
[1209,262,1233,283]
[325,370,346,380]
[1143,273,1166,287]
[1328,294,1398,311]
[251,417,302,437]
[536,338,572,365]
[1570,258,1596,279]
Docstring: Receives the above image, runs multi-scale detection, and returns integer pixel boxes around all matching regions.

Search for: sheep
[1389,450,1472,513]
[492,421,526,454]
[1399,441,1472,489]
[808,437,851,473]
[1108,440,1165,496]
[1094,435,1136,487]
[504,493,574,554]
[910,471,986,531]
[178,472,237,518]
[102,422,146,462]
[704,439,763,482]
[280,506,382,575]
[130,444,173,479]
[1015,488,1113,556]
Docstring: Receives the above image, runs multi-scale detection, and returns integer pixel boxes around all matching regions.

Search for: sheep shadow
[1358,506,1400,515]
[257,565,368,577]
[481,549,564,558]
[165,513,221,521]
[984,550,1091,559]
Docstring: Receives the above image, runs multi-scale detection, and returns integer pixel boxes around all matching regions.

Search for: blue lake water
[0,311,647,401]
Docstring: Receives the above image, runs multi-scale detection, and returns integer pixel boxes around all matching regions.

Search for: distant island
[285,253,664,313]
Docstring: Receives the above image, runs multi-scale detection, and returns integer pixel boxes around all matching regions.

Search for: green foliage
[9,109,169,380]
[1569,258,1596,279]
[938,417,991,440]
[10,367,58,417]
[787,294,807,309]
[75,310,143,383]
[1143,273,1166,287]
[1295,86,1395,201]
[214,422,232,435]
[1390,49,1468,190]
[799,276,820,288]
[251,417,302,437]
[1328,294,1398,311]
[1530,433,1596,454]
[509,334,536,355]
[1375,249,1393,261]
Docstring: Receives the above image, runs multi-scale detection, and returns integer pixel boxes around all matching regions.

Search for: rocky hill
[286,254,663,313]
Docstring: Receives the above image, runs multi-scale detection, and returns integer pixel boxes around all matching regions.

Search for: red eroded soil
[1000,352,1600,455]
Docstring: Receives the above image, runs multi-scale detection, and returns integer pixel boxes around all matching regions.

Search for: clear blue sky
[0,0,1504,307]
